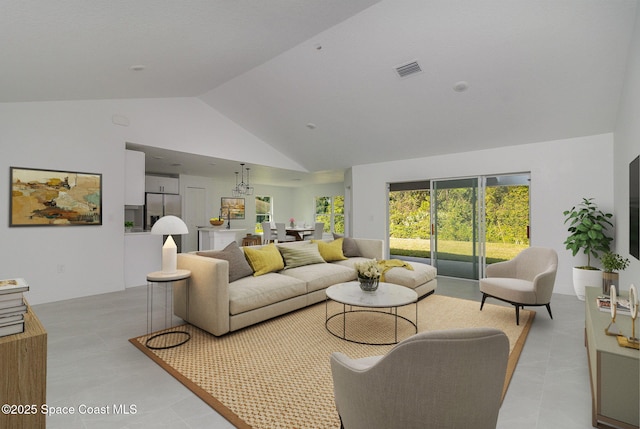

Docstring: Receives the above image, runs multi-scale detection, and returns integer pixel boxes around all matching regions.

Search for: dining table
[285,226,315,241]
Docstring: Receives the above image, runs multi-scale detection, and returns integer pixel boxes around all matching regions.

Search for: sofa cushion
[332,257,375,271]
[281,263,356,293]
[312,238,348,262]
[197,241,254,282]
[244,243,285,276]
[333,233,362,257]
[229,273,307,315]
[278,242,326,269]
[382,261,437,290]
[480,277,536,305]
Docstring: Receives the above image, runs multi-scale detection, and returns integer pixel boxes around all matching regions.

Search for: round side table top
[146,269,191,282]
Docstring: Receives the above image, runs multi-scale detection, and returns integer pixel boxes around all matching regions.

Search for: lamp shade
[151,215,188,235]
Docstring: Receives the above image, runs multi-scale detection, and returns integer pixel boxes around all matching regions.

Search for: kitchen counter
[198,228,245,251]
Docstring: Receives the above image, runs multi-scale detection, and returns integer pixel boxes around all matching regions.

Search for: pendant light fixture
[232,163,254,196]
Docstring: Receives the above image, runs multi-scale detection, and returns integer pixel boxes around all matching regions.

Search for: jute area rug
[130,295,534,429]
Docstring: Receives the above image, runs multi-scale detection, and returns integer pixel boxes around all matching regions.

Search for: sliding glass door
[432,178,480,279]
[483,174,530,271]
[388,173,530,281]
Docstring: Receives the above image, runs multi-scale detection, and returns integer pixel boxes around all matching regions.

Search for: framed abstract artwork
[221,197,245,220]
[10,167,102,226]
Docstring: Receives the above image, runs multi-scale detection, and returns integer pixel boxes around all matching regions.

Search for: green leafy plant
[124,221,134,228]
[563,198,613,269]
[601,252,630,273]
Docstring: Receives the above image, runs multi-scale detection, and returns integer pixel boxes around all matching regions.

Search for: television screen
[631,155,639,260]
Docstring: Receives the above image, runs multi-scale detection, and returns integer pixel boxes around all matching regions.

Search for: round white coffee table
[325,281,418,345]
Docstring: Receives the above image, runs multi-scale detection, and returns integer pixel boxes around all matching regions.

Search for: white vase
[572,267,603,301]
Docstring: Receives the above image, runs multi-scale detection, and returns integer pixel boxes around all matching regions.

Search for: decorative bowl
[358,277,379,292]
[210,219,225,226]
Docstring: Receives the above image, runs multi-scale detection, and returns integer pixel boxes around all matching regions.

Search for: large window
[315,196,344,234]
[255,196,272,232]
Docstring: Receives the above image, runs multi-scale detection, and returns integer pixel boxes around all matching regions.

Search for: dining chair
[261,222,276,244]
[275,223,296,242]
[313,222,324,240]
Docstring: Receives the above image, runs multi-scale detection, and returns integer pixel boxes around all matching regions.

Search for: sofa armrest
[353,238,384,260]
[176,253,230,336]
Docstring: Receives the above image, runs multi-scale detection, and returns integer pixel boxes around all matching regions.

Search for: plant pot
[572,267,602,301]
[602,272,619,295]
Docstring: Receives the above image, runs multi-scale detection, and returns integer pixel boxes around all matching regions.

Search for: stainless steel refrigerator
[145,192,183,252]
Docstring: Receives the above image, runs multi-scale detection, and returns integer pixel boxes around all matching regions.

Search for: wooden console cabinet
[585,287,639,429]
[0,303,47,429]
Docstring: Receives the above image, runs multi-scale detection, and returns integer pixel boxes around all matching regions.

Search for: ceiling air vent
[394,60,422,78]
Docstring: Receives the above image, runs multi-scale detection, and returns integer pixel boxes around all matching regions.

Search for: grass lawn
[390,237,527,264]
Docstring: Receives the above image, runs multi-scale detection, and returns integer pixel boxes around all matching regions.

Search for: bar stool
[242,234,262,247]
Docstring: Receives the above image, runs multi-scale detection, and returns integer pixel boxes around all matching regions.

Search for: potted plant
[601,252,630,294]
[563,198,613,300]
[355,259,381,292]
[124,221,134,232]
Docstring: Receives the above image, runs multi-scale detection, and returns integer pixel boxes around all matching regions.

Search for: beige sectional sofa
[174,237,437,336]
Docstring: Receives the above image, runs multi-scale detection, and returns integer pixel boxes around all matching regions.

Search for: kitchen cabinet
[125,149,145,205]
[145,175,179,194]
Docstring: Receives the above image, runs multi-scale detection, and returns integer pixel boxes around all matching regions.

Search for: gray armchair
[330,328,509,429]
[480,246,558,325]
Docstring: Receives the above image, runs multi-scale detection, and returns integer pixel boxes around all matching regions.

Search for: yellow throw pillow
[244,243,285,276]
[312,238,348,262]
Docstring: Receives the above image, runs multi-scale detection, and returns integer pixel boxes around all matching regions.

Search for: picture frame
[10,167,102,226]
[221,197,245,220]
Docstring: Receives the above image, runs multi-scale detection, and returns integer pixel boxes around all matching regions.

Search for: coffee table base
[325,302,418,346]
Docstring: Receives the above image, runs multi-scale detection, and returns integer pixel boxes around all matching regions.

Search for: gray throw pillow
[278,242,326,269]
[332,233,362,257]
[197,241,254,282]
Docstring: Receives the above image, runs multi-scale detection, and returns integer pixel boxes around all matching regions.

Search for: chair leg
[546,303,553,320]
[515,305,520,325]
[480,293,487,311]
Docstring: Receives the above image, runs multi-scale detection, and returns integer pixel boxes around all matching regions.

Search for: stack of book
[596,295,632,315]
[0,278,29,338]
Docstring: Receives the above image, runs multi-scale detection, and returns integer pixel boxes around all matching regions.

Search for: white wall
[613,5,640,293]
[179,173,305,251]
[0,98,306,304]
[350,133,615,296]
[291,182,345,227]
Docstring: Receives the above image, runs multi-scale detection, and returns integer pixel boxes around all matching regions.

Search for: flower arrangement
[289,217,295,227]
[355,259,381,280]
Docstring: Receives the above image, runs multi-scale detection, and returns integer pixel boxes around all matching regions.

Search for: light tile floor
[31,277,595,429]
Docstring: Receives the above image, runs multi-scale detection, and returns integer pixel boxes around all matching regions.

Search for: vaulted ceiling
[2,0,637,178]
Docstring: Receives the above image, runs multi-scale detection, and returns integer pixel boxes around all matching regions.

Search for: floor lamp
[151,215,189,274]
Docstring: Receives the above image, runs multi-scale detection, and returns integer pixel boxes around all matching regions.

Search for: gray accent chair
[330,328,509,429]
[480,246,558,325]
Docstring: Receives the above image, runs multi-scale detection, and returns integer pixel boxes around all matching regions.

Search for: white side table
[146,269,191,349]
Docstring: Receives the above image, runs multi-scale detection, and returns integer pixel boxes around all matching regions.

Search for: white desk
[197,228,245,251]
